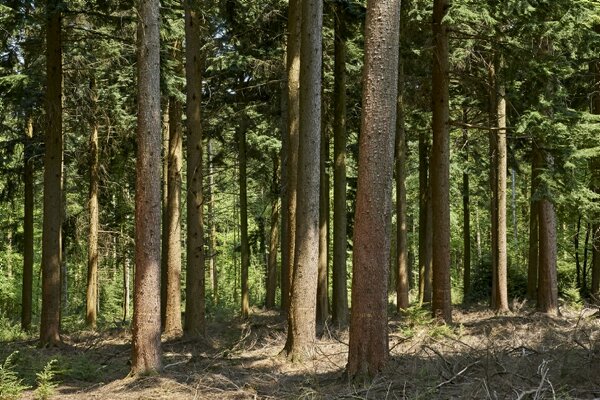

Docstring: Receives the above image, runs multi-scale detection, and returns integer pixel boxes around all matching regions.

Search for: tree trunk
[590,49,600,298]
[184,0,206,338]
[160,99,169,326]
[527,150,540,300]
[331,3,348,327]
[281,0,301,316]
[488,62,499,310]
[22,116,34,331]
[40,0,63,347]
[395,61,409,312]
[431,0,452,323]
[317,121,329,325]
[266,154,280,309]
[86,78,100,330]
[494,82,509,312]
[131,0,162,375]
[208,140,218,304]
[462,117,471,303]
[123,234,130,322]
[346,0,400,381]
[592,223,600,297]
[164,94,183,337]
[239,126,251,319]
[283,0,322,361]
[575,216,582,289]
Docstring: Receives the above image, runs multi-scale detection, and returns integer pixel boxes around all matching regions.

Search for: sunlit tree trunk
[239,125,250,319]
[266,154,280,309]
[86,78,99,330]
[131,0,162,374]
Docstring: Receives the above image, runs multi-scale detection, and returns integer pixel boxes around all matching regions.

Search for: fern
[34,359,58,400]
[0,351,30,400]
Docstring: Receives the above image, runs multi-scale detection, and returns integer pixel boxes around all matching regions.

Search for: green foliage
[0,352,30,400]
[34,359,58,400]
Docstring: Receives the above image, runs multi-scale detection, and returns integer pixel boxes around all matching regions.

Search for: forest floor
[3,302,600,399]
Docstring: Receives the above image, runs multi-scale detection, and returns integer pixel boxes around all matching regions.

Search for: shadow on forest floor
[2,304,600,399]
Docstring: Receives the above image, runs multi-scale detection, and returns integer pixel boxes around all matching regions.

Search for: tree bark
[266,154,280,309]
[131,0,162,374]
[395,61,409,312]
[317,121,329,325]
[86,78,100,330]
[331,3,348,327]
[164,93,183,337]
[239,125,250,319]
[418,129,432,305]
[208,139,218,304]
[40,0,63,347]
[283,0,321,361]
[462,114,471,303]
[184,0,206,338]
[22,116,34,331]
[160,99,169,326]
[281,0,301,315]
[431,0,452,323]
[346,0,400,381]
[590,48,600,298]
[527,150,540,300]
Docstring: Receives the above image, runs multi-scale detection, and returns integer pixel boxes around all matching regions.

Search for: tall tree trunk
[208,140,218,304]
[575,216,582,289]
[131,0,162,374]
[281,0,302,315]
[266,154,280,309]
[123,232,130,322]
[395,61,409,312]
[160,99,169,325]
[317,122,329,325]
[494,82,509,312]
[527,151,540,300]
[590,47,600,298]
[238,125,251,319]
[22,116,34,331]
[331,3,348,326]
[86,78,100,330]
[462,116,471,303]
[488,62,499,309]
[40,0,63,347]
[283,0,322,361]
[164,94,183,337]
[184,0,205,338]
[431,0,452,323]
[346,0,400,381]
[418,130,432,305]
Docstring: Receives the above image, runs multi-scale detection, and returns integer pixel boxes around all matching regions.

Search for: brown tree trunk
[395,61,409,312]
[22,116,34,331]
[164,93,183,337]
[160,100,169,325]
[40,0,63,347]
[488,62,499,309]
[331,3,348,327]
[266,154,280,309]
[431,0,452,323]
[418,130,432,305]
[131,0,162,375]
[592,223,600,297]
[317,122,329,325]
[591,48,600,298]
[123,233,130,322]
[86,78,100,330]
[239,125,251,319]
[281,0,301,315]
[208,140,218,304]
[283,0,321,361]
[494,82,509,312]
[346,0,400,381]
[462,114,471,303]
[184,0,206,338]
[527,151,540,300]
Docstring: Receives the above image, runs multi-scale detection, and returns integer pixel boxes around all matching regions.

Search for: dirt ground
[3,303,600,399]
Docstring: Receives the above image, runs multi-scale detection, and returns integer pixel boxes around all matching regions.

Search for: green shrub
[0,351,30,400]
[34,359,58,400]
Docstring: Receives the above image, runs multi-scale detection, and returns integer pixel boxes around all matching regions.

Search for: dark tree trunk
[22,116,34,331]
[208,140,218,304]
[575,216,582,289]
[266,154,280,309]
[462,115,471,302]
[40,0,63,347]
[431,0,452,323]
[131,0,162,375]
[346,0,401,381]
[239,126,250,319]
[527,150,541,300]
[418,132,432,305]
[160,99,169,325]
[317,121,329,325]
[86,78,99,330]
[331,3,348,327]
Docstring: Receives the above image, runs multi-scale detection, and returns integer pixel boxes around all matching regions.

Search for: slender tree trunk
[575,216,582,289]
[582,223,591,294]
[22,116,34,331]
[331,3,348,326]
[317,122,329,325]
[208,140,218,304]
[131,0,162,374]
[164,94,183,337]
[590,49,600,298]
[123,233,130,322]
[592,223,600,297]
[238,125,251,319]
[283,0,322,361]
[160,99,169,325]
[418,134,432,305]
[488,62,499,309]
[40,0,63,347]
[494,82,509,312]
[86,78,100,330]
[266,154,280,309]
[462,117,471,303]
[346,0,400,381]
[431,0,452,323]
[527,151,540,301]
[281,0,301,315]
[184,0,205,338]
[395,61,409,312]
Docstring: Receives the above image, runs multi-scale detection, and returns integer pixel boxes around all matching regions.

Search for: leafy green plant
[0,351,30,400]
[34,359,58,400]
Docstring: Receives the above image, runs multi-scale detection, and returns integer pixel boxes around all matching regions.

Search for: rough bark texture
[527,151,541,300]
[462,117,471,302]
[239,126,250,319]
[346,0,400,381]
[418,130,432,305]
[488,62,499,310]
[86,79,99,330]
[281,0,301,315]
[164,94,183,337]
[266,154,280,309]
[22,117,34,331]
[40,0,63,347]
[431,0,452,323]
[131,0,162,375]
[208,140,218,304]
[537,189,559,314]
[283,0,321,361]
[160,100,169,325]
[123,241,130,322]
[332,3,348,327]
[184,0,206,338]
[494,83,509,312]
[317,123,329,325]
[395,61,409,312]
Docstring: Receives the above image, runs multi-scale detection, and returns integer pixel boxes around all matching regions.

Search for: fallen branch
[435,360,480,389]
